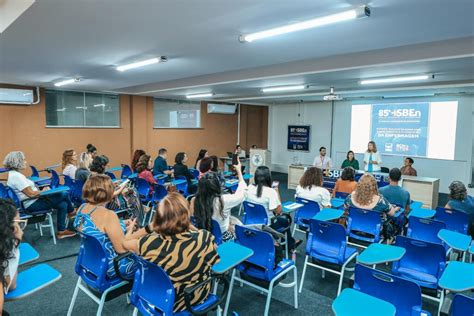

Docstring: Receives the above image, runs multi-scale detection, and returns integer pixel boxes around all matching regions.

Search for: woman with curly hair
[136,154,157,193]
[446,181,474,237]
[296,167,331,209]
[344,174,399,240]
[0,199,26,313]
[131,149,146,173]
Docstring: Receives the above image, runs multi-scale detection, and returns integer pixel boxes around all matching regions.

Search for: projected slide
[350,101,458,160]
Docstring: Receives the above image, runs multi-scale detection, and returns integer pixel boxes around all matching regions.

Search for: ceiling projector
[323,87,343,101]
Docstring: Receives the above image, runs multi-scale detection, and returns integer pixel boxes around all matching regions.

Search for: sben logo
[378,109,421,117]
[327,170,342,178]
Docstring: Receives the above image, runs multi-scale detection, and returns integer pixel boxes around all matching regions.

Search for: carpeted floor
[4,173,441,315]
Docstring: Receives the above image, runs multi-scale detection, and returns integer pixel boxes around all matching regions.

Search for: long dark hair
[90,155,109,174]
[341,167,355,181]
[254,166,272,198]
[194,172,223,231]
[87,144,97,154]
[131,149,146,172]
[347,150,355,161]
[210,155,219,172]
[195,149,207,167]
[175,152,186,164]
[0,199,19,285]
[135,154,151,174]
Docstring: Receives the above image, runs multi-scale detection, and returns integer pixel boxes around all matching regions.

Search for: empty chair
[47,169,61,189]
[299,219,357,295]
[225,225,298,316]
[347,207,383,245]
[407,216,446,245]
[67,232,132,316]
[435,207,470,234]
[450,294,474,316]
[120,164,133,179]
[242,201,268,225]
[353,264,429,316]
[210,219,223,245]
[292,197,320,236]
[30,165,40,178]
[130,256,226,316]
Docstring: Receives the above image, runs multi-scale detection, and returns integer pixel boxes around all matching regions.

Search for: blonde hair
[353,174,379,206]
[3,151,26,170]
[82,174,114,204]
[62,149,76,169]
[78,152,92,169]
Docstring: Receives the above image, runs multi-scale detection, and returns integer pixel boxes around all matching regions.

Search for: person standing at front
[364,141,382,172]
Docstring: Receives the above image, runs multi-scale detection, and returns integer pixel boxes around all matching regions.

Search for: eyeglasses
[14,219,28,230]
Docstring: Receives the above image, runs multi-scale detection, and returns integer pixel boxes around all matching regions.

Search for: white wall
[269,95,474,193]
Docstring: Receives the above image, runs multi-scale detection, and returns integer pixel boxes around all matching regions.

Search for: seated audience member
[74,174,147,279]
[296,167,331,208]
[153,148,173,176]
[174,152,197,194]
[379,168,411,212]
[194,149,208,170]
[235,144,246,158]
[332,167,358,198]
[4,151,76,239]
[131,149,146,173]
[198,157,213,179]
[191,158,246,241]
[136,154,157,192]
[62,149,78,180]
[75,152,92,182]
[89,155,109,175]
[400,157,417,176]
[446,181,474,236]
[247,166,301,251]
[86,143,97,159]
[341,150,359,170]
[129,193,220,313]
[210,155,226,187]
[344,174,400,240]
[0,199,24,301]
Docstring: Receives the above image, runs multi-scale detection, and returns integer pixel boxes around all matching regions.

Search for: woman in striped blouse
[128,192,220,312]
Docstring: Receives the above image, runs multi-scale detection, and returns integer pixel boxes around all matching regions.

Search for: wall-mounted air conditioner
[207,103,237,114]
[0,87,40,105]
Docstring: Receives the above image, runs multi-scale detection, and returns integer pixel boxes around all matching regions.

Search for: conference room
[1,0,473,315]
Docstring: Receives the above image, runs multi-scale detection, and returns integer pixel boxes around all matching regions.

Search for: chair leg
[293,266,298,309]
[223,269,236,316]
[264,281,274,316]
[39,222,44,236]
[132,308,138,316]
[298,255,309,293]
[96,292,107,316]
[291,224,296,237]
[67,277,81,316]
[48,213,57,245]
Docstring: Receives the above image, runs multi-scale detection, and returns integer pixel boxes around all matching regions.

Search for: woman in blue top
[363,141,382,172]
[446,181,474,237]
[73,174,148,278]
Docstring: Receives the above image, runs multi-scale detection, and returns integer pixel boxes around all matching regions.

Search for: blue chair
[211,219,223,245]
[174,176,189,196]
[130,256,227,316]
[105,171,116,180]
[134,177,152,205]
[67,232,132,316]
[407,217,446,245]
[242,201,268,225]
[224,225,298,316]
[19,243,40,265]
[4,263,62,302]
[392,236,446,307]
[6,186,57,245]
[189,168,200,179]
[30,165,40,178]
[121,164,133,179]
[299,219,357,295]
[47,169,61,189]
[292,197,320,236]
[70,180,85,208]
[434,207,469,234]
[0,182,9,199]
[450,294,474,316]
[335,191,349,199]
[347,207,383,245]
[353,264,429,316]
[63,175,74,189]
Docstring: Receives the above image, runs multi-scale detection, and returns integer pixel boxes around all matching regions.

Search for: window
[153,99,201,128]
[45,90,120,127]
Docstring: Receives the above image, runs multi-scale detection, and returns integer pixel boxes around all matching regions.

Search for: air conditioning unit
[207,103,236,114]
[0,87,39,105]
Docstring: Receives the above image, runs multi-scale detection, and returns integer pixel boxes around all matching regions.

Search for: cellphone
[120,179,130,187]
[272,181,279,188]
[231,153,238,166]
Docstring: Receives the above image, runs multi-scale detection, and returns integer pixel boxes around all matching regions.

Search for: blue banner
[287,125,310,151]
[371,102,430,156]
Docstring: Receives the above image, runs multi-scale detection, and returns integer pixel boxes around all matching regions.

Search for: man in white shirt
[313,147,333,170]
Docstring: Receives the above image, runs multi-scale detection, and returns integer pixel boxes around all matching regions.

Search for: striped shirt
[138,229,220,312]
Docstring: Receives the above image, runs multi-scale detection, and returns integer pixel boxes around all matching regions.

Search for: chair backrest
[242,201,268,225]
[434,207,469,234]
[70,180,85,206]
[105,171,116,180]
[121,164,133,179]
[307,219,348,263]
[354,264,423,316]
[295,197,321,222]
[30,165,40,178]
[63,175,74,188]
[211,219,223,245]
[135,178,151,199]
[235,225,275,272]
[6,187,22,209]
[335,191,349,199]
[407,217,446,245]
[348,207,382,237]
[75,232,111,292]
[130,256,175,315]
[152,184,168,203]
[48,169,60,188]
[392,236,446,281]
[189,168,200,179]
[450,294,474,316]
[380,167,390,173]
[0,183,9,199]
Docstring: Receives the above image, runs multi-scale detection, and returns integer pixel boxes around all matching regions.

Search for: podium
[249,149,271,176]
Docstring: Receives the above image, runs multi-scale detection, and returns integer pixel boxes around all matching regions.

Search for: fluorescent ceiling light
[261,85,307,93]
[186,93,214,99]
[116,56,167,72]
[54,78,80,87]
[360,75,431,85]
[240,6,370,42]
